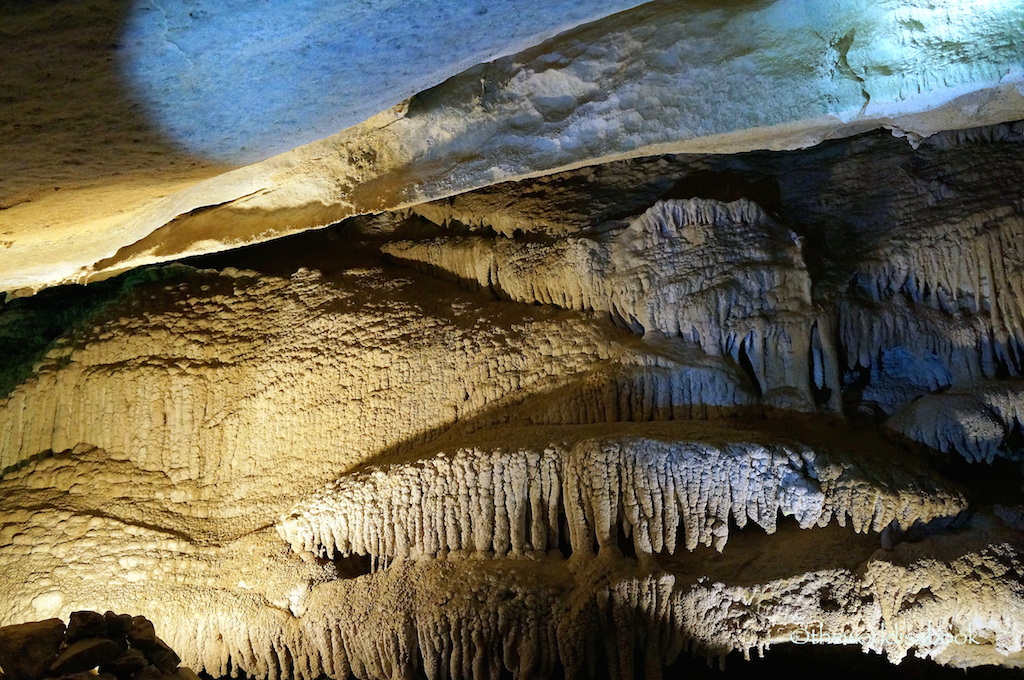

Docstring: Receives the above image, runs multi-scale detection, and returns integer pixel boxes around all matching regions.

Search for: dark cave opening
[325,551,374,580]
[615,518,639,560]
[659,170,783,218]
[930,454,1024,507]
[1002,419,1024,459]
[664,643,1024,680]
[735,337,763,398]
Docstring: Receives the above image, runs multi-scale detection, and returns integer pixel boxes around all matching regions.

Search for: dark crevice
[880,512,969,549]
[615,519,638,560]
[326,550,374,579]
[557,509,575,559]
[1002,419,1024,458]
[808,321,833,408]
[930,455,1024,506]
[841,363,875,420]
[736,337,763,398]
[658,171,783,219]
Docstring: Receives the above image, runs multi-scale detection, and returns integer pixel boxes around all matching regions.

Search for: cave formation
[2,1,1024,679]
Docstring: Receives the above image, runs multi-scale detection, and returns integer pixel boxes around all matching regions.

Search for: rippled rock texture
[2,123,1024,678]
[2,0,1023,294]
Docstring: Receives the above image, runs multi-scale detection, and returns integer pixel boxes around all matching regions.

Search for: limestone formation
[0,263,634,535]
[385,198,834,411]
[3,1,1024,294]
[887,382,1024,464]
[280,428,964,560]
[2,162,1022,674]
[840,206,1024,413]
[3,5,1024,674]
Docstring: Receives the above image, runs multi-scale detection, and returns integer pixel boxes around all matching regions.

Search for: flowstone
[3,122,1024,678]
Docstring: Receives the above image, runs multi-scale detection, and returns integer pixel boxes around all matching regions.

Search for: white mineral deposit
[2,1,1024,679]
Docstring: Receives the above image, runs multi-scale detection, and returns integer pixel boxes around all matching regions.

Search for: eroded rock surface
[2,121,1024,678]
[385,198,831,411]
[2,0,1023,294]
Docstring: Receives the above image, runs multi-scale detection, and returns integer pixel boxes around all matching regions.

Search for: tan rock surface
[2,0,1023,294]
[2,6,1024,672]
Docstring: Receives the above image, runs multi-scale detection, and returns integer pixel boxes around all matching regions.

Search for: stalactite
[3,123,1024,679]
[840,205,1024,413]
[80,529,1020,680]
[384,198,839,413]
[279,432,965,562]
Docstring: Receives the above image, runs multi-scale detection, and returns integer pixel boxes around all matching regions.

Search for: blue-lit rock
[119,0,644,164]
[5,0,1023,294]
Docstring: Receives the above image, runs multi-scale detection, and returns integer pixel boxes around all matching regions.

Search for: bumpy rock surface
[281,426,964,559]
[2,121,1024,679]
[887,381,1024,463]
[2,0,1023,294]
[385,198,832,411]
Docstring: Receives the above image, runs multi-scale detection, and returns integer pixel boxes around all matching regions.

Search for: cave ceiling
[1,0,1022,295]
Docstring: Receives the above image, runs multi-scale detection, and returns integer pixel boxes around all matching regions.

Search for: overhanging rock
[2,0,1023,294]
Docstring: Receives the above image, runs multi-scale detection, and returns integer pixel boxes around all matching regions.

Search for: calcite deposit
[384,198,830,411]
[3,118,1024,678]
[3,2,1024,679]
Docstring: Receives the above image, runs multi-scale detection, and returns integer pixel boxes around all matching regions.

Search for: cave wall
[4,1,1024,678]
[2,121,1024,678]
[3,0,1023,295]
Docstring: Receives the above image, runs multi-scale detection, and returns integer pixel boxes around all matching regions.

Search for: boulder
[171,668,201,680]
[124,618,156,650]
[140,642,180,675]
[103,613,133,642]
[132,666,164,680]
[100,649,149,680]
[0,620,66,680]
[65,612,106,644]
[49,639,120,676]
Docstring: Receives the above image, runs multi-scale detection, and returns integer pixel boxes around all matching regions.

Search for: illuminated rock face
[2,122,1024,678]
[2,0,1024,294]
[384,198,830,412]
[119,0,648,164]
